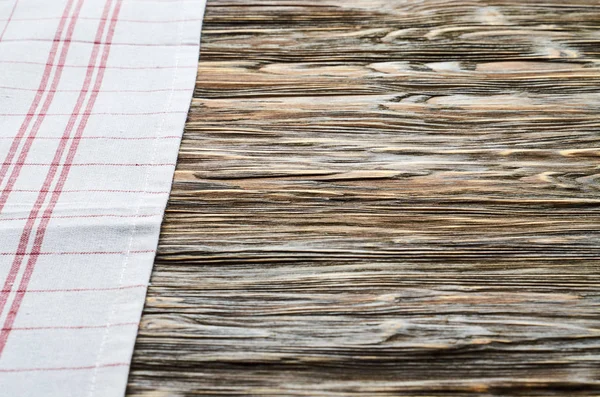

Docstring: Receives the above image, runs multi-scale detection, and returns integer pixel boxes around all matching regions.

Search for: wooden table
[127,1,600,395]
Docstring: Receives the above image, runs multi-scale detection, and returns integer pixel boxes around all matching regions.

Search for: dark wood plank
[127,0,600,395]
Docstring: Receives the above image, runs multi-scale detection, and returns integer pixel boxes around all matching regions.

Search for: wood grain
[127,0,600,395]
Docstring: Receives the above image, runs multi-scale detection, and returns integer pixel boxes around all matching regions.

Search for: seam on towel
[87,0,186,394]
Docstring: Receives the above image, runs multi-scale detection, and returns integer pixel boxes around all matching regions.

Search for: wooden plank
[127,0,600,395]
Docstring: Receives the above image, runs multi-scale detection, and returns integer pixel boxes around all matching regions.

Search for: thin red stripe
[7,322,138,331]
[1,212,162,222]
[0,285,146,293]
[0,0,20,41]
[0,363,128,373]
[0,162,176,166]
[0,250,153,257]
[0,0,120,356]
[0,110,187,116]
[0,135,181,140]
[0,85,190,93]
[0,0,75,191]
[10,188,169,193]
[0,16,203,23]
[2,38,196,46]
[0,0,86,213]
[0,59,197,69]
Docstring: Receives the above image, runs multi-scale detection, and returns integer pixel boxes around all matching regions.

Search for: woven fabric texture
[0,0,206,395]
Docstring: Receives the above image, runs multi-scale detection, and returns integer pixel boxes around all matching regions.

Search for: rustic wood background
[127,0,600,395]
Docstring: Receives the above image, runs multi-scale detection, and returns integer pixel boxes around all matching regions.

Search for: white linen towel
[0,0,206,395]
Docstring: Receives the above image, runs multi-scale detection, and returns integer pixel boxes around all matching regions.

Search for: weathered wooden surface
[127,1,600,395]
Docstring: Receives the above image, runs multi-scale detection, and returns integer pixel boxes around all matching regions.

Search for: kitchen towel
[0,0,206,395]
